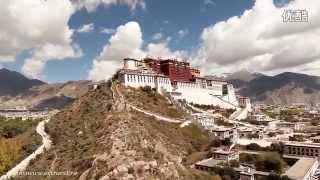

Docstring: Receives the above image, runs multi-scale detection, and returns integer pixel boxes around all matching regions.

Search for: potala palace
[117,58,251,113]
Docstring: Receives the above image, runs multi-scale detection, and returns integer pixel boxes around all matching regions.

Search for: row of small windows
[287,147,320,156]
[177,83,200,88]
[287,147,319,152]
[126,74,170,84]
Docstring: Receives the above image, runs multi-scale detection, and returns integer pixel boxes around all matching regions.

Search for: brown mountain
[0,68,45,96]
[226,69,264,82]
[229,72,320,105]
[0,68,91,109]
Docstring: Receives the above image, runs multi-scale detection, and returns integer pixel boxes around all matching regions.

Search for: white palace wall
[119,72,239,109]
[172,82,238,109]
[120,73,172,93]
[222,84,239,107]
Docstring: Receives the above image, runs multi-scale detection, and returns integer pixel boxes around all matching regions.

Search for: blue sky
[1,0,320,82]
[1,0,254,82]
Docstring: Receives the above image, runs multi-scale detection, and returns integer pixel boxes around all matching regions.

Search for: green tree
[255,152,286,174]
[210,139,222,147]
[270,142,285,155]
[246,143,262,151]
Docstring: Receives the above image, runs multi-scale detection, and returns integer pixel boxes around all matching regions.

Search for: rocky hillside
[229,71,320,105]
[23,81,211,180]
[254,84,320,105]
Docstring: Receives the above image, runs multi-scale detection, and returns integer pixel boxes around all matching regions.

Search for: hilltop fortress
[117,58,251,110]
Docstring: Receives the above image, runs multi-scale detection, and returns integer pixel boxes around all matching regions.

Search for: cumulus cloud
[146,41,186,59]
[195,0,320,76]
[73,0,146,12]
[88,22,145,81]
[88,21,185,81]
[0,0,82,79]
[22,44,82,78]
[0,0,74,61]
[77,23,94,33]
[22,59,46,79]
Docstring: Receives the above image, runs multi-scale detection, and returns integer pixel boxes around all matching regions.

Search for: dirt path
[130,105,181,123]
[0,118,52,180]
[111,82,182,124]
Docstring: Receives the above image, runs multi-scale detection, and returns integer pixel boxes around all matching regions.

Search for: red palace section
[144,58,194,83]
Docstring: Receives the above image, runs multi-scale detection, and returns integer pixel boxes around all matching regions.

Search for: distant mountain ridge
[0,68,91,109]
[226,70,264,82]
[1,68,319,107]
[228,71,320,105]
[0,68,45,96]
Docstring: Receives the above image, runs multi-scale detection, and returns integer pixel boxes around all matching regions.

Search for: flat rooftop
[284,141,320,148]
[119,69,167,77]
[285,157,318,179]
[195,158,221,168]
[238,127,255,132]
[209,126,235,132]
[214,149,238,155]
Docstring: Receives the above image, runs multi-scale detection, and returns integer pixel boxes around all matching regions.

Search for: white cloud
[101,28,116,34]
[178,29,189,38]
[151,33,163,41]
[96,22,145,61]
[0,0,82,79]
[22,44,82,79]
[0,0,75,61]
[89,21,185,81]
[22,58,46,79]
[77,23,94,33]
[201,0,216,12]
[203,0,216,6]
[87,60,121,82]
[146,39,186,59]
[88,21,145,81]
[73,0,146,12]
[195,0,320,76]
